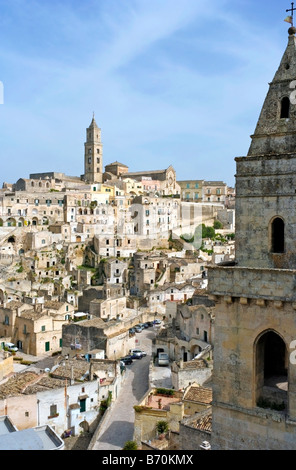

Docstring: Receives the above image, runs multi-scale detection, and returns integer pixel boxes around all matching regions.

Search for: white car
[130,349,147,358]
[5,342,18,352]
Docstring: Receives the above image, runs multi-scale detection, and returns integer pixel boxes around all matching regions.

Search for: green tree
[202,224,215,239]
[122,440,138,450]
[156,420,169,434]
[213,219,223,229]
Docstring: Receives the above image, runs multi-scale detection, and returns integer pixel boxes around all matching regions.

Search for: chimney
[70,366,74,385]
[89,362,93,381]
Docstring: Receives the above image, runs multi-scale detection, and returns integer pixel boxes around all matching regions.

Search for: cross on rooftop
[287,2,296,18]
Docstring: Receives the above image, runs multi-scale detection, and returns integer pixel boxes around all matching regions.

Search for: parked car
[129,328,136,336]
[158,352,169,366]
[146,321,154,327]
[130,348,147,358]
[120,355,133,365]
[153,319,162,325]
[142,323,149,328]
[5,342,18,352]
[134,325,143,333]
[129,349,143,359]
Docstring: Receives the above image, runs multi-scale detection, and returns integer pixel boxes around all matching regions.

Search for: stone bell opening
[280,96,290,119]
[255,330,288,411]
[271,217,285,253]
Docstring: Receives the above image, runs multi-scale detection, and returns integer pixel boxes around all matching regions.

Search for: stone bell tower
[208,24,296,449]
[84,114,103,183]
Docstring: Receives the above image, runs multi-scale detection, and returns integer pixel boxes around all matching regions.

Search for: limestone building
[208,24,296,449]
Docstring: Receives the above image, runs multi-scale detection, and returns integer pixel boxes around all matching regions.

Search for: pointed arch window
[280,96,290,119]
[271,217,285,253]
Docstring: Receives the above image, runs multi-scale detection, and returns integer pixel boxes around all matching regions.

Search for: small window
[280,96,290,119]
[41,325,46,332]
[50,404,57,416]
[271,217,285,253]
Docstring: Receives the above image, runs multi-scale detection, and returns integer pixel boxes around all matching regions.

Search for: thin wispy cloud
[0,0,290,185]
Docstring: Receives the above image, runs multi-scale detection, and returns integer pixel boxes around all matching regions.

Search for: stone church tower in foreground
[208,26,296,449]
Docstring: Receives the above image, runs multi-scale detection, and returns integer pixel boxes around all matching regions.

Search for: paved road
[92,327,156,451]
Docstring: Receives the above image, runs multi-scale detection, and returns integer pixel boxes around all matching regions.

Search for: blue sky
[0,0,292,187]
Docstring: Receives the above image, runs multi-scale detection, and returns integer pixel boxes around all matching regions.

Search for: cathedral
[207,22,296,449]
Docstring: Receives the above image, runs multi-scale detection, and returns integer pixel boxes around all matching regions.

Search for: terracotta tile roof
[191,411,212,432]
[184,386,212,404]
[181,360,206,369]
[19,310,48,320]
[23,376,65,394]
[44,301,65,310]
[0,372,40,399]
[79,318,111,328]
[51,361,89,381]
[4,301,23,310]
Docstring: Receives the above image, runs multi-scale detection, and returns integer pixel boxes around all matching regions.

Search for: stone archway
[255,329,288,410]
[7,218,16,227]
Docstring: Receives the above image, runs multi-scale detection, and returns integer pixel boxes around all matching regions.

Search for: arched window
[280,96,290,118]
[255,330,287,410]
[271,217,285,253]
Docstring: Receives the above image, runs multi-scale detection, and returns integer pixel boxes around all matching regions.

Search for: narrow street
[92,327,157,451]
